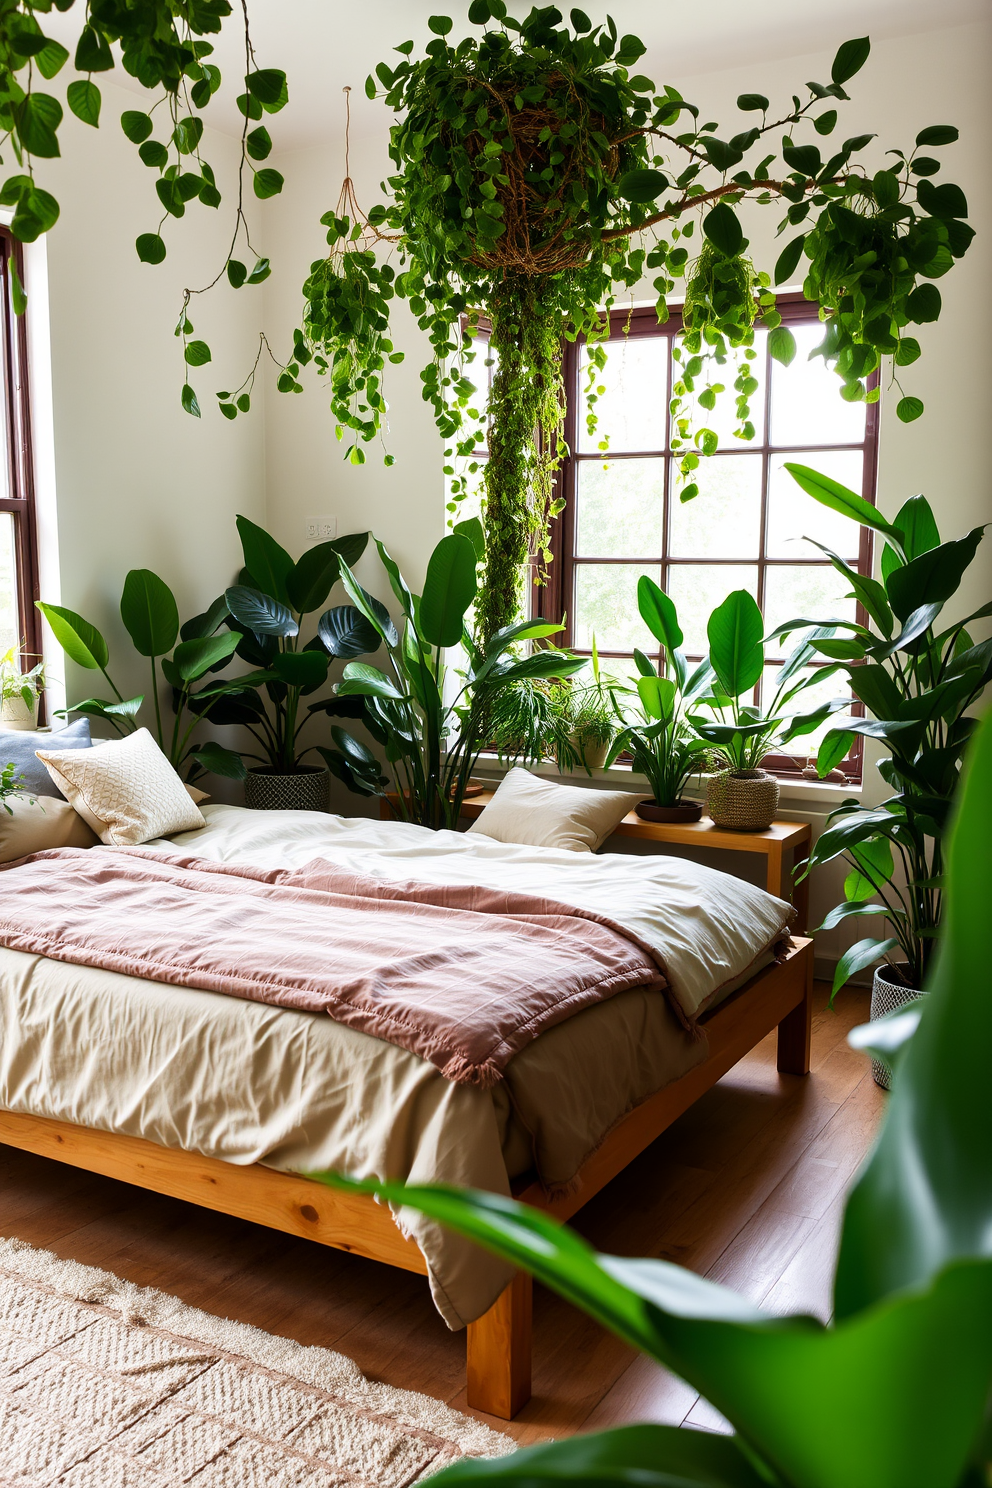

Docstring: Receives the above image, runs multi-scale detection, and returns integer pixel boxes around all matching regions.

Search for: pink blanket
[0,848,667,1086]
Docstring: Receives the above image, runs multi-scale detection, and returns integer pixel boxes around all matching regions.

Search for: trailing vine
[291,2,973,640]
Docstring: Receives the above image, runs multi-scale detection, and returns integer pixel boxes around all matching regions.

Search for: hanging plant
[291,5,973,640]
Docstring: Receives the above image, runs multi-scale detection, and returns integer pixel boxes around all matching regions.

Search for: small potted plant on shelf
[565,637,619,771]
[779,466,990,1084]
[607,579,712,821]
[0,645,44,730]
[689,589,846,831]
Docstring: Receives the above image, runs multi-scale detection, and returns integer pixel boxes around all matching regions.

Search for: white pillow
[0,794,99,862]
[467,767,644,853]
[35,728,205,846]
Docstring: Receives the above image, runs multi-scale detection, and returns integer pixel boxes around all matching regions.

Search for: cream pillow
[467,767,644,853]
[35,728,205,846]
[0,794,99,862]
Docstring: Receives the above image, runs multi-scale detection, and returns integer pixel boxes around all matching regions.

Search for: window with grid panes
[0,227,41,674]
[537,296,878,780]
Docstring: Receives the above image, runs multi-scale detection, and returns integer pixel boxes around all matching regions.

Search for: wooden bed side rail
[0,1110,427,1276]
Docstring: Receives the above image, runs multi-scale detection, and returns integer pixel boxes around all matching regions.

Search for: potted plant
[606,580,712,820]
[0,646,44,730]
[689,588,846,830]
[780,465,990,1083]
[218,517,372,811]
[316,532,587,829]
[0,758,28,810]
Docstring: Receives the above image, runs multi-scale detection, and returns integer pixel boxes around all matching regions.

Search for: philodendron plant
[606,577,712,805]
[689,588,847,769]
[218,516,371,775]
[38,577,249,782]
[316,528,586,830]
[317,709,992,1488]
[780,465,990,996]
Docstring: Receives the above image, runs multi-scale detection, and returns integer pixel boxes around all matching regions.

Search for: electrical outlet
[305,515,337,543]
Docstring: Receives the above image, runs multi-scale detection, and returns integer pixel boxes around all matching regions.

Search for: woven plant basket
[869,963,925,1090]
[706,769,780,831]
[244,766,330,813]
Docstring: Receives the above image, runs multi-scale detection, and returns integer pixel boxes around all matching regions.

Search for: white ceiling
[47,0,986,151]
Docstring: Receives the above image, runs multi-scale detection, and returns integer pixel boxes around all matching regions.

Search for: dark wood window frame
[532,294,880,783]
[0,226,41,675]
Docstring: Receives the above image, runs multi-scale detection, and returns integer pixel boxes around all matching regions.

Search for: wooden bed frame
[0,937,812,1421]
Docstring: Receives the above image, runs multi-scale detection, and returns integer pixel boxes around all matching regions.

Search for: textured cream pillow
[0,794,99,862]
[467,767,644,852]
[35,728,205,846]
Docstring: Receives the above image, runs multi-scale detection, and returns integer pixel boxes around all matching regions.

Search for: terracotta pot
[636,799,703,823]
[243,766,330,813]
[0,695,39,731]
[706,768,780,831]
[868,963,925,1090]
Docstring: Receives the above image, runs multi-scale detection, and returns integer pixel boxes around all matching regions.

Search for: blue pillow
[0,717,93,798]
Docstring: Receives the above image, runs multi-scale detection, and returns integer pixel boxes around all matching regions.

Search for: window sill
[471,755,861,812]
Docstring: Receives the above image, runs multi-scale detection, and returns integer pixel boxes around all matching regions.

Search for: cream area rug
[0,1236,513,1487]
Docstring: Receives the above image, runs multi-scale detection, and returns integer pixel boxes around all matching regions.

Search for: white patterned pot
[244,767,330,813]
[706,769,780,831]
[0,694,39,731]
[869,963,925,1090]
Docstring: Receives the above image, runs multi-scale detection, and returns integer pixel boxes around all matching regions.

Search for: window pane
[573,564,662,652]
[673,330,766,445]
[0,512,18,654]
[769,322,867,446]
[766,450,863,560]
[576,458,664,557]
[670,455,762,559]
[763,565,858,660]
[762,663,854,759]
[665,564,759,658]
[578,337,668,453]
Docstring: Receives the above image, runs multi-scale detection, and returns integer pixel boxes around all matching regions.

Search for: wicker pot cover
[244,767,330,813]
[706,769,780,831]
[869,963,925,1090]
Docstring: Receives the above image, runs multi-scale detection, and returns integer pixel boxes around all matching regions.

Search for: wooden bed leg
[777,949,813,1075]
[466,1271,532,1419]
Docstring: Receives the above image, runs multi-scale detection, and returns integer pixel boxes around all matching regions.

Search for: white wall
[33,75,266,715]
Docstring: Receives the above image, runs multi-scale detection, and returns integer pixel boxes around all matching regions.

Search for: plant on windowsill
[0,645,44,731]
[778,465,990,1081]
[689,588,849,830]
[318,709,992,1488]
[314,531,587,829]
[606,579,712,821]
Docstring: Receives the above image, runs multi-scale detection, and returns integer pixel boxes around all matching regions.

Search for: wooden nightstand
[457,794,812,933]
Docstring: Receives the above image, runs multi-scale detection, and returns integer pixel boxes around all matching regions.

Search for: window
[0,228,40,672]
[537,297,879,779]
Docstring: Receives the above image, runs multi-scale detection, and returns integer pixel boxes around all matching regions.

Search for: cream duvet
[0,805,793,1328]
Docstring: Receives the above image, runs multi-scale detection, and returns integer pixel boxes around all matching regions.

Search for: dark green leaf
[831,36,870,84]
[227,258,247,288]
[136,232,166,264]
[67,80,100,127]
[236,515,294,603]
[318,605,381,660]
[617,168,667,204]
[172,631,239,681]
[915,125,959,147]
[774,236,806,284]
[637,575,683,653]
[120,569,179,657]
[139,139,168,168]
[286,541,343,615]
[896,396,924,424]
[886,529,986,623]
[191,741,247,780]
[246,256,271,285]
[224,585,299,638]
[830,937,900,998]
[906,283,941,323]
[35,38,69,80]
[784,464,905,551]
[452,517,485,562]
[246,68,288,110]
[246,126,271,161]
[707,590,764,699]
[419,534,478,648]
[427,15,454,35]
[702,203,744,258]
[184,340,211,367]
[15,93,62,158]
[181,383,201,418]
[271,649,328,689]
[817,729,854,776]
[253,168,284,200]
[74,23,113,72]
[736,93,769,111]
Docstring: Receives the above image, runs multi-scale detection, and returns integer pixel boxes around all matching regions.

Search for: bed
[0,804,812,1418]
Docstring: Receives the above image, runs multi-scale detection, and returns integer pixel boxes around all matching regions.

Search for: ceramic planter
[868,963,925,1090]
[243,766,330,813]
[0,695,40,731]
[706,769,780,831]
[636,800,703,824]
[573,738,611,771]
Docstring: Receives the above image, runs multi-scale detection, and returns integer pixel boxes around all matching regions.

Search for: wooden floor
[0,982,881,1447]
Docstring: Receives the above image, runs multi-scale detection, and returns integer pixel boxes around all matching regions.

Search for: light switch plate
[305,515,337,542]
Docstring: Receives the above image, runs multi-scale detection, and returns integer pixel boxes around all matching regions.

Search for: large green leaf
[373,539,415,620]
[885,528,985,623]
[224,585,299,638]
[706,590,764,700]
[190,741,246,780]
[236,515,294,604]
[880,494,940,582]
[638,576,683,652]
[835,708,992,1315]
[638,674,676,722]
[419,534,477,647]
[119,569,179,657]
[318,605,381,659]
[172,631,239,682]
[785,464,905,553]
[271,649,329,690]
[336,662,407,702]
[829,936,900,999]
[430,1423,766,1487]
[37,601,108,670]
[286,541,342,615]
